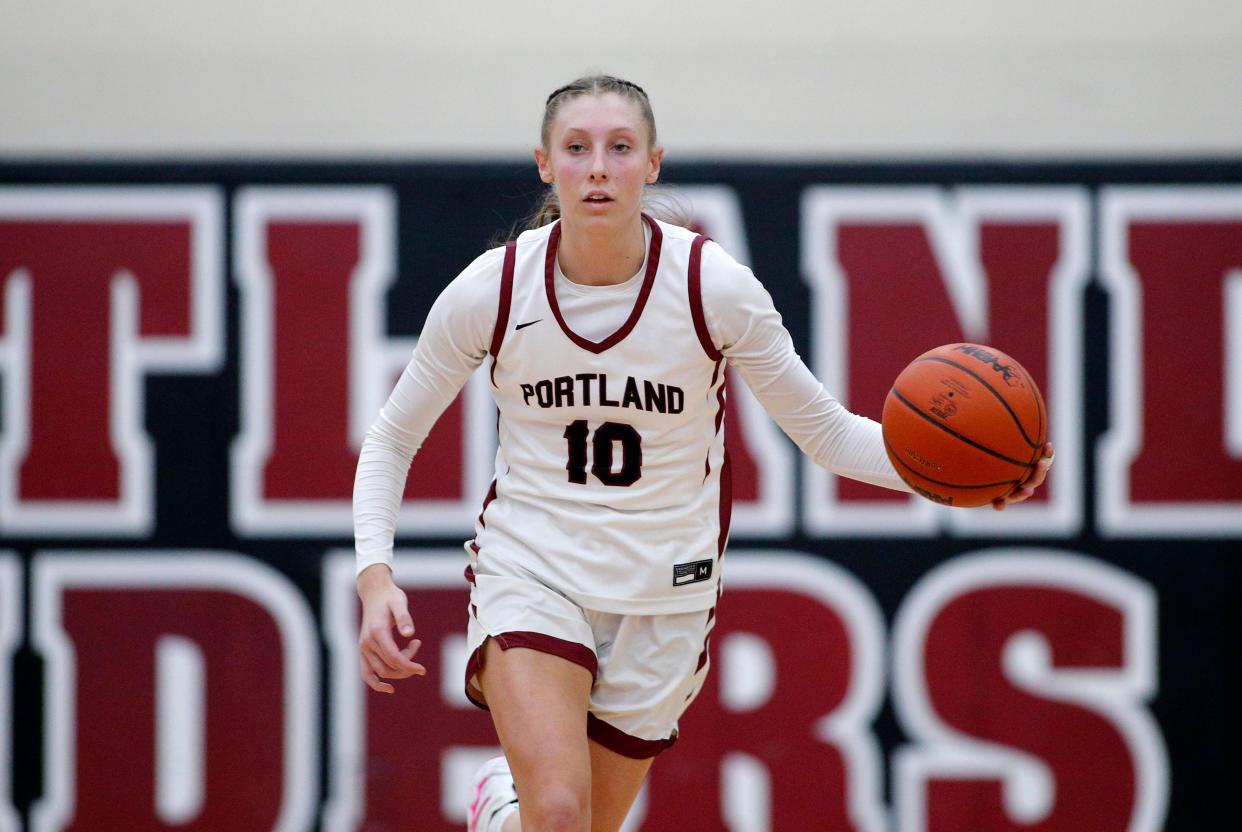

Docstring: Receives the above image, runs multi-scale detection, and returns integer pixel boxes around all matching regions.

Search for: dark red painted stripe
[544,214,663,354]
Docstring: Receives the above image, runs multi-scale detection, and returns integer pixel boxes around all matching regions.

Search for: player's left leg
[587,739,652,832]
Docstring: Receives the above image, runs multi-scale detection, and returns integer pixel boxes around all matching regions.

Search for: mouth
[583,192,614,204]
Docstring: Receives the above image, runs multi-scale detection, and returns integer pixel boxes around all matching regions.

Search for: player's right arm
[357,563,425,693]
[353,246,504,692]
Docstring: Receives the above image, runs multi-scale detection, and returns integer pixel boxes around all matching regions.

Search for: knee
[523,785,589,832]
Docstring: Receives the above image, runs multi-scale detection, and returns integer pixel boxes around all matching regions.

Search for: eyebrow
[560,126,639,137]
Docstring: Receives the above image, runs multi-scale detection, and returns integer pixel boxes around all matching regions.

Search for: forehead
[550,92,646,135]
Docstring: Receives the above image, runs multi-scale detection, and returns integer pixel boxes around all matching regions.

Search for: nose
[588,146,608,181]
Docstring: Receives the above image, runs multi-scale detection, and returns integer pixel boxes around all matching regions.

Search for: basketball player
[353,75,1053,832]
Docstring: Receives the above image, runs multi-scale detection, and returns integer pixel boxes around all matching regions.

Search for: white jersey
[353,215,910,614]
[477,215,729,612]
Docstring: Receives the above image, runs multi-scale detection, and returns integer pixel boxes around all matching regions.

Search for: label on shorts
[673,559,713,586]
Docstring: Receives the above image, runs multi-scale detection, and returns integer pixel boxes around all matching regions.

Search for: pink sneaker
[467,755,518,832]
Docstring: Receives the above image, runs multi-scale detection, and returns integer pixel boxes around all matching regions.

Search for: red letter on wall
[32,553,318,832]
[800,188,1086,537]
[892,550,1167,832]
[0,189,222,535]
[231,189,493,537]
[678,185,795,536]
[323,551,885,832]
[0,554,19,831]
[1098,188,1242,536]
[639,553,886,832]
[323,552,502,831]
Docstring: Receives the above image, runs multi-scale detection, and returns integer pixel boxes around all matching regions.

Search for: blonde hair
[525,74,690,231]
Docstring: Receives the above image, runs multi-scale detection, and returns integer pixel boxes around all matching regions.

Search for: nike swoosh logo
[514,319,543,330]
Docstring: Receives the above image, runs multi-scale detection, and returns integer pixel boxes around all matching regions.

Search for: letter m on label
[800,187,1087,537]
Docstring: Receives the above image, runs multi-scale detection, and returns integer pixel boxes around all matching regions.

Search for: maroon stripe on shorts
[694,604,718,673]
[688,234,722,361]
[463,631,599,712]
[587,713,677,759]
[488,240,517,386]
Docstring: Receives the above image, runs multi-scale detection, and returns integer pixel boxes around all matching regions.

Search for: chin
[572,203,637,224]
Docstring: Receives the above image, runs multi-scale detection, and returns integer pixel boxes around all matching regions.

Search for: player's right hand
[357,564,426,694]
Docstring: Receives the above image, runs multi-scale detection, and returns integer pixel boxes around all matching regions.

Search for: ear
[646,145,664,185]
[534,147,554,184]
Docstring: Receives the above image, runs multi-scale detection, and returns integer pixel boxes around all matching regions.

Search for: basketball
[881,343,1047,507]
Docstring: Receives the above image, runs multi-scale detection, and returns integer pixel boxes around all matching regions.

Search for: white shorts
[463,555,714,759]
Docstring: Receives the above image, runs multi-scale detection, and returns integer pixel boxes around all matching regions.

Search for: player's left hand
[992,442,1054,511]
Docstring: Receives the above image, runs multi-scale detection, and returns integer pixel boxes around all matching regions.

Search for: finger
[366,626,419,674]
[391,600,416,639]
[399,641,427,675]
[1023,466,1048,489]
[359,656,395,694]
[368,646,423,680]
[363,650,393,680]
[362,667,394,695]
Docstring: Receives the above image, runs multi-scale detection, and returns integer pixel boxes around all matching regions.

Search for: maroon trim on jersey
[464,565,476,585]
[478,480,498,525]
[713,360,727,438]
[685,235,725,362]
[489,240,517,386]
[688,234,722,361]
[718,449,733,557]
[703,358,726,482]
[693,450,731,677]
[587,713,678,759]
[543,214,663,354]
[463,631,599,711]
[467,479,498,554]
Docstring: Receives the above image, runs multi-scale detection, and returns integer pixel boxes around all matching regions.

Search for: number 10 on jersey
[563,421,643,486]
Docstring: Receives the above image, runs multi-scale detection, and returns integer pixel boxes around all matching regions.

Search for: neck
[556,214,647,286]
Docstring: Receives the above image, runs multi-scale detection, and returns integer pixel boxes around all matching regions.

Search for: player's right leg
[476,638,595,832]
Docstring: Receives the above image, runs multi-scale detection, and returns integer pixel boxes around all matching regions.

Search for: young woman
[353,75,1053,832]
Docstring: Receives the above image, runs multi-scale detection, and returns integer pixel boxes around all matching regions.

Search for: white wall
[1,0,1239,158]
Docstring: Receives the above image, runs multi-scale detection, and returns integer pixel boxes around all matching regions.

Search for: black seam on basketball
[912,356,1041,448]
[1013,358,1046,446]
[892,388,1037,469]
[884,438,1023,490]
[1031,364,1046,448]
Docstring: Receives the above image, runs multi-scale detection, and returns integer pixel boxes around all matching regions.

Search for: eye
[566,142,586,153]
[612,142,631,153]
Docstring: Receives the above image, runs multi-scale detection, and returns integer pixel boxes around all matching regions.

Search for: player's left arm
[698,242,911,493]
